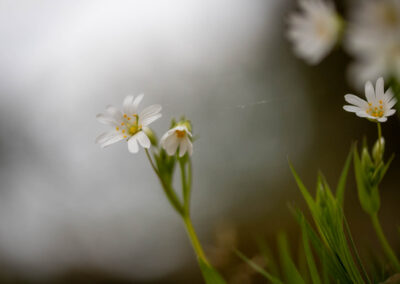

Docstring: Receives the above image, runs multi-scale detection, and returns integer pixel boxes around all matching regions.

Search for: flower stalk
[371,213,400,272]
[145,142,213,271]
[376,122,382,165]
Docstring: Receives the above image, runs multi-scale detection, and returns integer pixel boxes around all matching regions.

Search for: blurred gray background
[0,0,399,283]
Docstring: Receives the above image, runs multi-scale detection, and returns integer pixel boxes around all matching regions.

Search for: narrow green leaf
[343,216,371,284]
[291,208,351,284]
[235,250,283,284]
[289,161,316,212]
[378,154,395,182]
[301,217,322,284]
[277,232,306,284]
[297,237,310,284]
[256,236,280,277]
[336,146,353,206]
[198,258,226,284]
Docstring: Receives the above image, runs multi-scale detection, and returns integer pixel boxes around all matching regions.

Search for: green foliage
[256,237,280,277]
[235,250,283,284]
[336,146,353,206]
[277,232,306,284]
[198,258,226,284]
[353,139,394,215]
[289,157,367,283]
[300,217,321,284]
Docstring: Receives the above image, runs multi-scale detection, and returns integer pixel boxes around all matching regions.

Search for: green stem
[179,159,189,211]
[145,151,209,267]
[183,214,210,266]
[377,122,382,164]
[145,149,184,216]
[371,213,400,271]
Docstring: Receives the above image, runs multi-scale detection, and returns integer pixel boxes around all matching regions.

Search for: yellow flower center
[366,101,385,118]
[115,113,142,138]
[175,130,186,138]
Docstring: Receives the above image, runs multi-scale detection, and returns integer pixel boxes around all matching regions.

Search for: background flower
[346,0,400,87]
[287,0,341,64]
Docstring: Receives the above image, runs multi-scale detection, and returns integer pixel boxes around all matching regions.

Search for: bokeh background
[0,0,399,283]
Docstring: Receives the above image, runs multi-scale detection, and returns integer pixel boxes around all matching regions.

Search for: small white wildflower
[343,77,397,122]
[346,0,400,86]
[287,0,341,65]
[160,125,193,157]
[96,94,162,153]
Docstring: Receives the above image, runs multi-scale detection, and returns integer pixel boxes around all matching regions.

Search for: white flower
[96,94,162,153]
[160,125,193,157]
[287,0,341,65]
[343,77,397,122]
[346,0,400,86]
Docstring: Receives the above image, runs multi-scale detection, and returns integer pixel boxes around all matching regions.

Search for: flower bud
[372,137,385,163]
[361,147,372,169]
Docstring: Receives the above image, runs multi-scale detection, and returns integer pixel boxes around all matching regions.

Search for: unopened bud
[372,137,385,163]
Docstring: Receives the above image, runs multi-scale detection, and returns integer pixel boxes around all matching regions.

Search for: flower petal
[186,138,193,156]
[140,113,162,127]
[343,105,362,113]
[98,132,125,148]
[105,105,123,121]
[385,109,396,116]
[355,111,369,118]
[375,77,384,99]
[160,129,175,145]
[377,117,387,122]
[164,135,179,155]
[365,81,375,102]
[134,131,151,149]
[179,139,188,157]
[96,113,118,126]
[128,136,139,153]
[123,95,135,115]
[132,94,144,112]
[344,94,368,108]
[384,88,395,103]
[140,104,162,120]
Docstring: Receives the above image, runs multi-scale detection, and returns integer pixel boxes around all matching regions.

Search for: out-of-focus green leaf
[289,161,316,213]
[301,217,321,284]
[336,146,353,206]
[297,237,310,284]
[198,258,226,284]
[344,217,371,284]
[277,232,306,284]
[235,250,283,284]
[256,236,280,278]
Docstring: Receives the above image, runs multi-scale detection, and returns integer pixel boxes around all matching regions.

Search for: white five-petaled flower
[287,0,341,65]
[96,94,162,153]
[160,125,193,157]
[343,77,397,122]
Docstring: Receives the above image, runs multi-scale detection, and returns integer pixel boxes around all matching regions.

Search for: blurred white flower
[96,94,162,153]
[287,0,341,65]
[343,77,397,122]
[161,125,193,157]
[346,0,400,86]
